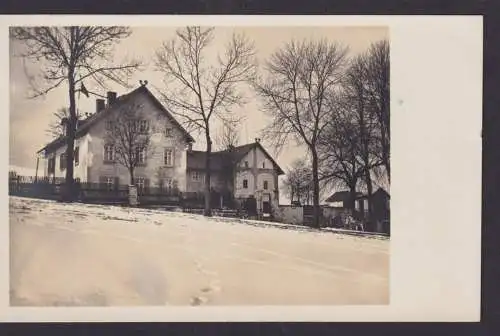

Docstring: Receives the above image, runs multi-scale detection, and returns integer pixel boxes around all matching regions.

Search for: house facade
[324,188,390,234]
[186,140,285,214]
[324,191,366,210]
[37,84,285,214]
[37,84,194,192]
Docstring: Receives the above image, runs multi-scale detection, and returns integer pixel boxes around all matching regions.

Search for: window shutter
[114,177,119,190]
[145,178,150,193]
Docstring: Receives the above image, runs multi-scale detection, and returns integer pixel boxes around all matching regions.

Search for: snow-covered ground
[9,196,389,306]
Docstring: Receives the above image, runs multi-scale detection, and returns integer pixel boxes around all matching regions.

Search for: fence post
[128,185,138,206]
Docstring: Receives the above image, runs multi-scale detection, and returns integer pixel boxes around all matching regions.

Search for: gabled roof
[373,187,390,199]
[324,191,364,203]
[186,142,285,175]
[325,188,390,203]
[186,150,226,171]
[37,85,194,155]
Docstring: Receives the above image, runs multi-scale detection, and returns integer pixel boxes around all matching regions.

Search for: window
[136,177,145,192]
[138,120,148,133]
[105,120,113,131]
[60,153,66,170]
[161,178,173,192]
[262,161,265,168]
[104,144,114,162]
[136,147,146,165]
[244,161,249,168]
[48,157,55,174]
[263,180,268,190]
[243,179,248,189]
[192,171,201,182]
[74,147,79,166]
[105,177,114,191]
[164,148,174,166]
[165,127,173,137]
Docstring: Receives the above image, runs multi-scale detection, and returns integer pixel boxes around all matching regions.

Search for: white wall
[239,151,254,168]
[42,135,90,181]
[255,146,273,169]
[234,170,255,198]
[256,172,276,192]
[86,91,189,189]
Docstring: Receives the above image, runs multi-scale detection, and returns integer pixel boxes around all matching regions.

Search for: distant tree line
[269,39,390,227]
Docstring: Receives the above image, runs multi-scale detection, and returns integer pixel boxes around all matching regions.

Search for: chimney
[96,99,105,113]
[107,91,117,106]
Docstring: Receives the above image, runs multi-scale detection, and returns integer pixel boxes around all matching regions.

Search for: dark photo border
[1,0,497,335]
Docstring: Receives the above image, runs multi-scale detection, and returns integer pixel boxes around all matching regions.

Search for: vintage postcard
[3,15,482,322]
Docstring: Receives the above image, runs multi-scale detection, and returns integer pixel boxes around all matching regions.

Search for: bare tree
[216,121,240,151]
[104,102,153,186]
[155,26,256,216]
[363,40,390,183]
[341,53,383,222]
[10,26,141,201]
[46,107,83,139]
[282,159,314,206]
[255,39,348,228]
[318,102,365,211]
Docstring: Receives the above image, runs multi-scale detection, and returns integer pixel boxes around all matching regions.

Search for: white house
[37,84,195,192]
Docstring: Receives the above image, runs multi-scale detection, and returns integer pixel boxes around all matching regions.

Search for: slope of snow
[9,196,389,306]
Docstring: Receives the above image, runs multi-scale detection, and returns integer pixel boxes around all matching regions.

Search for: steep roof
[373,187,390,199]
[325,188,390,203]
[324,191,364,203]
[187,142,285,175]
[37,85,194,155]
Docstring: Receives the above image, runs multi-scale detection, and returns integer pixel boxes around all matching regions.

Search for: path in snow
[9,196,389,306]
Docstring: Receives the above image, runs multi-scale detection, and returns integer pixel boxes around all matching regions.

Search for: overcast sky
[9,26,388,201]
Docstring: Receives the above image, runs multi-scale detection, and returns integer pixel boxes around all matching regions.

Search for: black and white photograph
[9,25,390,307]
[2,15,482,322]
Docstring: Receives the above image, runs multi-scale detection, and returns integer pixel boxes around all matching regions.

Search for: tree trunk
[311,149,321,228]
[358,95,373,225]
[347,180,357,212]
[364,168,373,226]
[380,126,390,183]
[63,72,76,202]
[129,167,135,185]
[204,131,212,217]
[34,156,39,183]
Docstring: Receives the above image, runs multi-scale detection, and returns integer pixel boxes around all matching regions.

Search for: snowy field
[9,196,389,306]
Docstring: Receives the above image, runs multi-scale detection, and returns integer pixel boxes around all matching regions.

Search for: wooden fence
[8,176,246,214]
